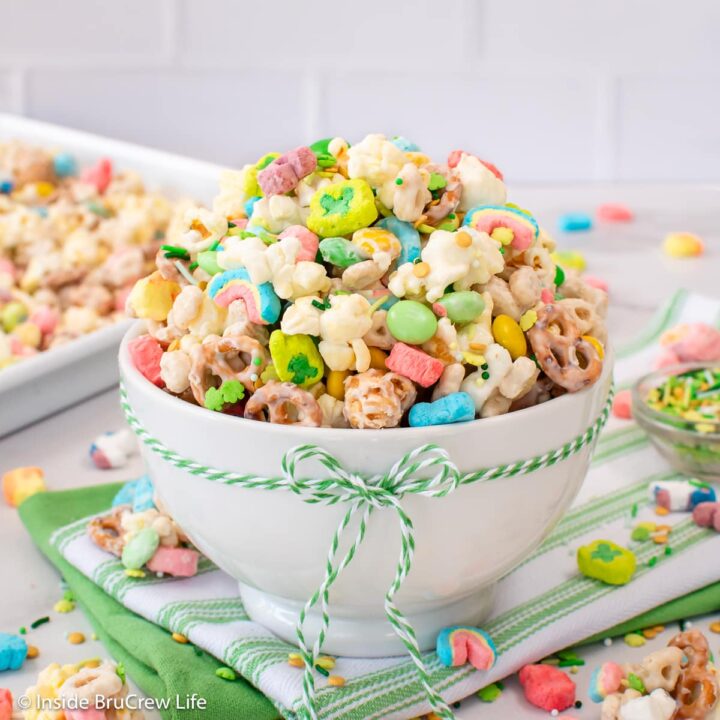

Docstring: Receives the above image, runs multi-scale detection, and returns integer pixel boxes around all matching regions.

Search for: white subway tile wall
[1,0,717,181]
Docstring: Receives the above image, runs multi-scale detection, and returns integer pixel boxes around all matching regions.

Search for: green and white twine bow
[120,384,613,720]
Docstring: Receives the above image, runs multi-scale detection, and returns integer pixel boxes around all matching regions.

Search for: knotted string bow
[120,384,613,720]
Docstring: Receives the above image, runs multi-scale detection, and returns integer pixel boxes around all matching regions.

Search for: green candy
[318,237,367,268]
[554,264,566,287]
[269,330,324,388]
[387,300,438,345]
[436,291,485,325]
[197,250,223,276]
[477,682,503,703]
[427,172,447,191]
[1,300,28,332]
[121,527,160,571]
[307,179,378,238]
[215,667,237,681]
[309,138,337,169]
[577,539,637,586]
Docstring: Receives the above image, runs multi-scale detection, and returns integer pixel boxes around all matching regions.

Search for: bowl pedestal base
[239,582,497,658]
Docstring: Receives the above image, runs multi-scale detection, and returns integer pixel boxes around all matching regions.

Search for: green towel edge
[18,484,720,716]
[19,484,279,720]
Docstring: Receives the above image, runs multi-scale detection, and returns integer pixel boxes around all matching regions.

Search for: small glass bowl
[632,362,720,481]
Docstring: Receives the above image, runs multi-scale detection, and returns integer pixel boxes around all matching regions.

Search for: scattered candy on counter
[692,502,720,532]
[577,539,637,585]
[0,688,10,720]
[597,203,634,223]
[663,232,704,258]
[643,366,720,430]
[612,389,633,419]
[89,428,139,469]
[123,133,608,429]
[557,213,593,233]
[0,140,181,372]
[649,479,716,511]
[591,629,718,720]
[2,466,45,507]
[88,491,200,579]
[111,474,155,512]
[67,631,86,645]
[0,632,27,671]
[436,626,497,671]
[477,681,503,702]
[518,663,576,712]
[656,324,720,369]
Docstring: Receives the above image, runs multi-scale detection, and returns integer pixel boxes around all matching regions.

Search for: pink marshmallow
[692,502,720,529]
[611,389,633,420]
[541,288,554,304]
[519,664,576,712]
[672,323,720,363]
[0,258,16,281]
[278,225,319,262]
[66,709,107,720]
[80,158,113,194]
[582,275,609,293]
[0,689,12,720]
[386,343,443,388]
[146,546,200,577]
[29,306,59,335]
[257,147,317,196]
[597,203,633,222]
[229,217,248,230]
[128,335,165,388]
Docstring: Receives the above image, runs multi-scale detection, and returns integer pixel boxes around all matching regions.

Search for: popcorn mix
[0,140,180,370]
[23,659,143,720]
[127,134,608,429]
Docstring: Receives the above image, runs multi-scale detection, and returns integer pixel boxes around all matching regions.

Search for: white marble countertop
[1,183,718,719]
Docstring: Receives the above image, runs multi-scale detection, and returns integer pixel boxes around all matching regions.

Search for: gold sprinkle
[172,632,189,644]
[26,645,39,659]
[709,621,720,634]
[316,656,336,671]
[413,262,430,278]
[654,506,670,516]
[455,231,472,248]
[624,633,646,648]
[124,568,146,578]
[288,653,305,668]
[67,632,86,645]
[327,675,346,687]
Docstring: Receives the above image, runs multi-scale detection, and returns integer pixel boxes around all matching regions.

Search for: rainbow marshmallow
[208,268,281,325]
[463,205,539,251]
[588,661,625,703]
[436,626,497,671]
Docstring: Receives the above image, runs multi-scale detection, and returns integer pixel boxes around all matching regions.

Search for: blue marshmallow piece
[0,632,28,672]
[53,153,77,178]
[391,136,420,153]
[112,475,157,512]
[377,215,421,266]
[690,486,716,509]
[409,392,476,428]
[558,212,592,232]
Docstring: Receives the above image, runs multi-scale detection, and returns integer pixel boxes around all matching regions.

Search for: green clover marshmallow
[307,179,378,238]
[269,330,324,388]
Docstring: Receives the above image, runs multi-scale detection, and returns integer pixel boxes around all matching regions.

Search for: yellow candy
[12,321,42,349]
[491,227,514,246]
[127,271,180,322]
[624,633,646,648]
[352,227,401,259]
[519,310,538,331]
[2,466,46,507]
[34,181,55,197]
[462,352,486,366]
[67,632,86,645]
[663,232,703,258]
[582,334,604,359]
[492,315,527,360]
[327,675,346,687]
[368,347,387,370]
[551,250,586,271]
[327,370,350,400]
[315,656,336,670]
[172,632,189,644]
[406,152,432,167]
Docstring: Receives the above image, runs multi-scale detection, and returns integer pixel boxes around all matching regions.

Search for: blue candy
[391,136,420,152]
[112,475,156,512]
[690,486,716,509]
[409,392,476,427]
[0,632,28,671]
[244,196,261,217]
[0,180,13,194]
[377,216,421,265]
[53,153,77,178]
[132,475,156,512]
[557,213,592,232]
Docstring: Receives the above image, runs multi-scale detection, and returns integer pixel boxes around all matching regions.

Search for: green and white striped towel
[52,290,720,720]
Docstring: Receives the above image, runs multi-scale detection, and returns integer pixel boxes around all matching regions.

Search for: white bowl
[119,323,613,657]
